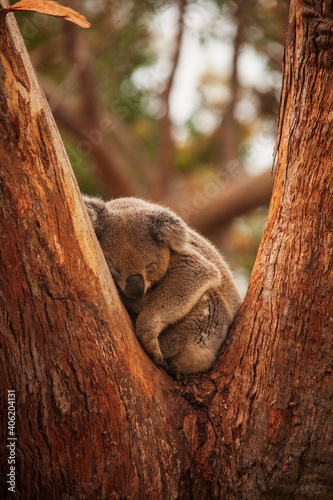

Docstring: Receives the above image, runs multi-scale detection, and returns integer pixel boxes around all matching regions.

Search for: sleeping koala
[84,196,241,379]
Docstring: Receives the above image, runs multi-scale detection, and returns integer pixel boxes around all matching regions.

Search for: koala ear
[151,208,188,252]
[83,196,108,240]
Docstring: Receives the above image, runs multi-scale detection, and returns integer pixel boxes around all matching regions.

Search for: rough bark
[0,1,333,499]
[211,1,333,496]
[0,4,194,499]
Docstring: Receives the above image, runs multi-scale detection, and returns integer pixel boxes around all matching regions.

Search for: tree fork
[0,1,333,499]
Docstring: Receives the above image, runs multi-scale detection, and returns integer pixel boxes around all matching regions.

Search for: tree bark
[0,4,189,499]
[213,1,333,496]
[0,1,333,499]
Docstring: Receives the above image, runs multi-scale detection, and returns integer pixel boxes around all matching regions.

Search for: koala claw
[151,349,165,367]
[141,337,165,366]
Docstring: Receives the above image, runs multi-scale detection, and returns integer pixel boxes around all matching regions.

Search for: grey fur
[84,195,241,379]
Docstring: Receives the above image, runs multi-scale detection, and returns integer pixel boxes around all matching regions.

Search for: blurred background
[18,0,290,296]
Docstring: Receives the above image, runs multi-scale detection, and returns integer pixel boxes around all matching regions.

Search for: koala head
[84,196,188,300]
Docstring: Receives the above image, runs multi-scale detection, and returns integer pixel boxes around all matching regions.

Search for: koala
[84,196,241,379]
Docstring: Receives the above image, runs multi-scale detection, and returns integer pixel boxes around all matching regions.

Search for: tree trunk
[0,1,333,499]
[0,4,190,499]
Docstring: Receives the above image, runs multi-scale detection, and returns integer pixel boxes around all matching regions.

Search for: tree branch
[42,17,164,198]
[157,0,188,196]
[1,1,333,497]
[216,3,247,169]
[172,169,274,235]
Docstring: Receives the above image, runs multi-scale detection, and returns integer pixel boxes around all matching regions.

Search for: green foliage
[17,0,289,286]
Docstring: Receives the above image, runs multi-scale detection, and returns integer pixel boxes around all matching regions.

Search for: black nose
[125,274,145,299]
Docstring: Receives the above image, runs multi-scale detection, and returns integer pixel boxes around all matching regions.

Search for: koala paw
[141,336,165,367]
[150,345,165,367]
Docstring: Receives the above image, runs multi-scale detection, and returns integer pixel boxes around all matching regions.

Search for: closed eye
[146,262,157,272]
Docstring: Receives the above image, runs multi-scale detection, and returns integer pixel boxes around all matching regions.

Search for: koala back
[187,228,241,317]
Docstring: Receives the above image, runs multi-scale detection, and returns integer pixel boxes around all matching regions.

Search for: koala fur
[84,196,241,379]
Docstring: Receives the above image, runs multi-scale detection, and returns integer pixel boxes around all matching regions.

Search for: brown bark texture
[0,1,333,499]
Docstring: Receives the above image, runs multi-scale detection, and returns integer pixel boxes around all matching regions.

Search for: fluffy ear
[83,195,108,241]
[150,208,188,252]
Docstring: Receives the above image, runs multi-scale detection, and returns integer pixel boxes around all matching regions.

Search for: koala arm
[135,250,221,365]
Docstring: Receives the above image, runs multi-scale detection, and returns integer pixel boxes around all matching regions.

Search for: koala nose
[125,274,145,299]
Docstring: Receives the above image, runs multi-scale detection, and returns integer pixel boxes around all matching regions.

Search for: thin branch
[162,0,187,106]
[174,169,274,235]
[157,0,188,196]
[42,77,161,198]
[63,21,101,127]
[217,2,247,168]
[43,81,135,197]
